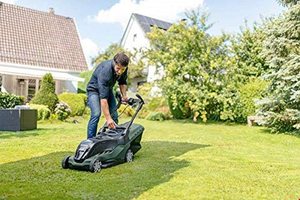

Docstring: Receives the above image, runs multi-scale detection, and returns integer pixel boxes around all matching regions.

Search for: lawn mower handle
[136,94,144,105]
[98,93,144,134]
[116,91,144,107]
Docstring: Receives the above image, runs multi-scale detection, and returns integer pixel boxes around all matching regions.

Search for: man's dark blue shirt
[86,60,128,99]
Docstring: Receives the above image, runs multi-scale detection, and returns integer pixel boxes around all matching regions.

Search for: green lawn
[0,118,300,200]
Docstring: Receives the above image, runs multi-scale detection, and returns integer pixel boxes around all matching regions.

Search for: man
[86,52,129,138]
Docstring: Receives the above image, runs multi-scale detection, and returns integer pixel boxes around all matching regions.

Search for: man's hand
[107,118,116,129]
[122,96,128,104]
[101,99,116,129]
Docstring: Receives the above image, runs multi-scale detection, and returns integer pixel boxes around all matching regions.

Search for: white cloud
[81,38,100,69]
[94,0,204,29]
[1,0,16,4]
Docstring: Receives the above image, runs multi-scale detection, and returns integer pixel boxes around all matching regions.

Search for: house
[0,2,88,100]
[120,13,172,91]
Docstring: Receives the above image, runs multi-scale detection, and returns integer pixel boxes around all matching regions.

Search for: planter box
[0,109,37,131]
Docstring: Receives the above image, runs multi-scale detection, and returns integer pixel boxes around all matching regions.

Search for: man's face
[114,64,127,75]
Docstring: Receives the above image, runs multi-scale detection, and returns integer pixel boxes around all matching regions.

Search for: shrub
[58,93,86,116]
[139,96,171,120]
[137,83,152,102]
[28,104,51,120]
[30,73,58,111]
[77,93,87,105]
[54,102,71,121]
[146,112,166,121]
[167,96,190,119]
[84,107,91,116]
[234,78,269,122]
[0,92,24,108]
[265,109,300,133]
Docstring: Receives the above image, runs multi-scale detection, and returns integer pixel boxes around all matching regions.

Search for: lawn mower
[61,92,145,173]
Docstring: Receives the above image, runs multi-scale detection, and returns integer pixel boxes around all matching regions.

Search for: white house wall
[0,62,83,97]
[121,17,150,52]
[0,62,83,82]
[63,80,78,93]
[129,77,147,93]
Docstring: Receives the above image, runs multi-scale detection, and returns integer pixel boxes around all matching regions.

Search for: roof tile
[133,13,172,33]
[0,2,88,72]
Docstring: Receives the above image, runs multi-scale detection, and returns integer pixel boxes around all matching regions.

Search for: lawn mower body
[62,94,145,172]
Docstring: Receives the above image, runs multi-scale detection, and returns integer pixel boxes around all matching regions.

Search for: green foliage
[137,83,170,119]
[231,22,267,80]
[78,70,91,93]
[147,96,168,111]
[128,48,148,80]
[146,112,166,121]
[49,113,59,121]
[92,43,125,66]
[58,93,86,116]
[257,108,300,132]
[136,82,152,102]
[0,92,24,109]
[167,96,190,119]
[278,0,299,6]
[118,104,135,117]
[146,11,239,121]
[54,102,71,121]
[77,93,88,105]
[28,104,51,120]
[233,78,269,122]
[257,3,300,133]
[145,97,170,119]
[30,73,58,111]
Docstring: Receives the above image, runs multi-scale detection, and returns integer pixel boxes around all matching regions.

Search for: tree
[146,11,240,121]
[257,2,300,132]
[127,48,148,80]
[229,21,271,122]
[231,22,268,81]
[30,73,58,111]
[91,43,125,66]
[277,0,299,6]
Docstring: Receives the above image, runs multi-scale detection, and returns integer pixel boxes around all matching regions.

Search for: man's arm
[96,63,116,128]
[119,84,128,101]
[101,99,115,129]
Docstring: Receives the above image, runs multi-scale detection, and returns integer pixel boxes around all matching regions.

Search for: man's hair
[113,52,129,67]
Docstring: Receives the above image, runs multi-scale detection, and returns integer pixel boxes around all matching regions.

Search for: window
[133,33,137,42]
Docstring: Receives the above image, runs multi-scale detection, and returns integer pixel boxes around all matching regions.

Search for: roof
[132,13,172,33]
[0,2,88,72]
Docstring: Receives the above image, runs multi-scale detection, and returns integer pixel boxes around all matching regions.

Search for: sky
[2,0,285,68]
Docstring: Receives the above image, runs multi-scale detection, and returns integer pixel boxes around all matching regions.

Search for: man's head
[113,52,129,75]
